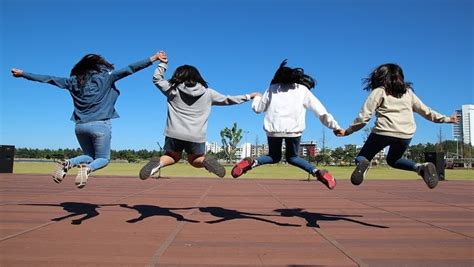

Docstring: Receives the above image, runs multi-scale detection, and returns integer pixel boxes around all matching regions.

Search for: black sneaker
[203,157,226,178]
[351,158,370,186]
[139,157,161,180]
[416,162,439,189]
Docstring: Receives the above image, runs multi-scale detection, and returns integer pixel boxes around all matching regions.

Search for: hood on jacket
[176,83,207,97]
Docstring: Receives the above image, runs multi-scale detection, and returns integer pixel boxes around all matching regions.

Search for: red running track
[1,174,473,266]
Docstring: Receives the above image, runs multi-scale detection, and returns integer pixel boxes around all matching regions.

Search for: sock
[63,160,72,170]
[151,163,161,174]
[252,160,258,167]
[414,163,425,175]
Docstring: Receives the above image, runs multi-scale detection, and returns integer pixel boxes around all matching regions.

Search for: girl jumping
[139,51,259,179]
[11,52,163,188]
[231,60,341,190]
[334,63,457,189]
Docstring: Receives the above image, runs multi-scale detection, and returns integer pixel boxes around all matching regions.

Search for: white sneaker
[52,160,71,183]
[75,164,91,189]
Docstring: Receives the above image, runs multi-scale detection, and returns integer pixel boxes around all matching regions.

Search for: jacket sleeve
[152,62,172,95]
[21,72,72,90]
[305,91,340,130]
[209,89,250,106]
[251,89,269,114]
[346,89,384,135]
[110,58,152,81]
[411,91,451,123]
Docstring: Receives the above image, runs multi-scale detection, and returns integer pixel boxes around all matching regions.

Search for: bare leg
[188,154,205,168]
[161,152,182,167]
[139,152,182,180]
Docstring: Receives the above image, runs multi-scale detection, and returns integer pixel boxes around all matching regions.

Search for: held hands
[333,128,347,137]
[11,68,23,77]
[150,51,168,63]
[249,92,261,99]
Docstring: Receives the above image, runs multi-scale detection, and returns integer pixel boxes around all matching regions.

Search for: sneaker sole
[231,158,253,178]
[203,158,226,178]
[231,166,241,178]
[52,174,65,184]
[139,157,160,180]
[423,162,439,189]
[52,161,68,184]
[351,159,370,186]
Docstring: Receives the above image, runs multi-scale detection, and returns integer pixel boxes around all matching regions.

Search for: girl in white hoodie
[231,60,341,190]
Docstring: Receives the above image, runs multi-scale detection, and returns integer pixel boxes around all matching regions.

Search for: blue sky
[1,0,472,150]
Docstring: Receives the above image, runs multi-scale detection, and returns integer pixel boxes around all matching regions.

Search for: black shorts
[163,137,205,156]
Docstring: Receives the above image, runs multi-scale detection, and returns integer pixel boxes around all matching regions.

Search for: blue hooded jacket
[22,58,152,123]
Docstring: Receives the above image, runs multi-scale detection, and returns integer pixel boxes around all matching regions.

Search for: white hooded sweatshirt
[252,83,340,137]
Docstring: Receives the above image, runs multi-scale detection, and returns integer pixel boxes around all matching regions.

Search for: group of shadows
[20,202,388,229]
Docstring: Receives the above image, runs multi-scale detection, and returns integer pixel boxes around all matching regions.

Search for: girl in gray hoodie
[139,51,259,179]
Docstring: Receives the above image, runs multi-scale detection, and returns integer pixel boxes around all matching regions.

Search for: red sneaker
[315,169,336,190]
[231,157,254,178]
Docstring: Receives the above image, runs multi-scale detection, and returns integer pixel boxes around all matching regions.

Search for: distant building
[240,143,253,159]
[205,142,222,154]
[299,141,317,157]
[453,110,463,142]
[453,104,474,145]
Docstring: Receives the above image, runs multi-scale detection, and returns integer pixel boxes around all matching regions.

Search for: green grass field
[12,161,473,180]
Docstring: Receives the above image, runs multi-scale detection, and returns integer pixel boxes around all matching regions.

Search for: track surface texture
[1,174,473,266]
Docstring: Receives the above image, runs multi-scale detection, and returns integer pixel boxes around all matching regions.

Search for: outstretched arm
[109,51,162,81]
[209,89,252,105]
[305,92,340,130]
[152,51,172,94]
[412,92,454,123]
[12,68,72,90]
[344,89,383,135]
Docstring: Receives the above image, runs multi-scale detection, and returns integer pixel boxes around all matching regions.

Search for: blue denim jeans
[69,120,112,172]
[356,133,416,171]
[256,136,316,174]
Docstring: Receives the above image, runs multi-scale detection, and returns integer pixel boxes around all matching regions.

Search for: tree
[220,122,243,163]
[331,147,345,165]
[343,144,357,165]
[316,147,332,166]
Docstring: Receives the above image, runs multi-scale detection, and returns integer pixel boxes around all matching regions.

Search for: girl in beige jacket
[335,63,457,189]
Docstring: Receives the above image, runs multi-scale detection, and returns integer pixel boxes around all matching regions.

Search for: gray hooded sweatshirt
[153,62,250,143]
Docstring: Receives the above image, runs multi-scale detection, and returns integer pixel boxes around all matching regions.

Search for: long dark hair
[270,59,316,89]
[363,63,412,98]
[70,54,114,87]
[169,65,208,88]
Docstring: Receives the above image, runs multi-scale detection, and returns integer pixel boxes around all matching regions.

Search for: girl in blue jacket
[11,51,163,188]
